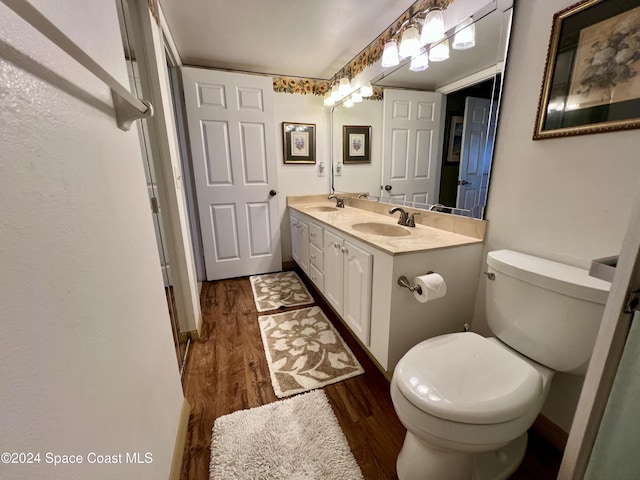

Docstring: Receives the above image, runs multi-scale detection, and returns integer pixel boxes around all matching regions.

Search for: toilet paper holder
[398,272,434,295]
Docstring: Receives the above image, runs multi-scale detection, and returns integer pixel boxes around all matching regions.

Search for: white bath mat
[209,390,364,480]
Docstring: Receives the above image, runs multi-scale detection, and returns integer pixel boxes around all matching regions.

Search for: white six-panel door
[382,89,443,205]
[456,96,494,217]
[182,68,281,280]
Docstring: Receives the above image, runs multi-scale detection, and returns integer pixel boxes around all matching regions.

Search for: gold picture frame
[533,0,640,140]
[282,122,316,164]
[342,125,371,164]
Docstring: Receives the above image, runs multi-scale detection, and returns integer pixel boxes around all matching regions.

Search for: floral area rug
[209,390,364,479]
[258,306,364,398]
[249,271,314,312]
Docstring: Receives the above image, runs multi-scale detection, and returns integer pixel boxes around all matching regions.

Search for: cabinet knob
[310,232,315,237]
[341,247,348,254]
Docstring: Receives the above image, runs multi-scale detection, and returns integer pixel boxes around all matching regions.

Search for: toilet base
[396,432,528,480]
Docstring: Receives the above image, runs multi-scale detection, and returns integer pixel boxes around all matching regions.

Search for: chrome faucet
[389,207,409,226]
[389,207,418,227]
[328,194,345,208]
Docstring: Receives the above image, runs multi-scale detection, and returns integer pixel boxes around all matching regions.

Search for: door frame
[126,0,202,337]
[559,190,640,478]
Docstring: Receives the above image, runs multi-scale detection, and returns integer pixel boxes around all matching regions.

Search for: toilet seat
[394,332,543,425]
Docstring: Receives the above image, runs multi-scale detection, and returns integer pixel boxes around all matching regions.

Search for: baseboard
[168,398,191,480]
[282,260,296,270]
[532,414,568,453]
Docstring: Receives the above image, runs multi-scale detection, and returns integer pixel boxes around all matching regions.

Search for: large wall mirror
[332,1,513,219]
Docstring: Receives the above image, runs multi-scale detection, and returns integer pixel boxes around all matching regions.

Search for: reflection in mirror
[332,2,513,219]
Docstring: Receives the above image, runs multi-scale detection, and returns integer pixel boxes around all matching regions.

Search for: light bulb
[339,76,351,96]
[399,25,420,59]
[352,91,363,103]
[360,84,373,97]
[381,40,399,68]
[410,52,429,72]
[452,17,475,50]
[344,97,354,108]
[331,83,342,102]
[429,38,450,62]
[421,8,445,45]
[323,92,335,106]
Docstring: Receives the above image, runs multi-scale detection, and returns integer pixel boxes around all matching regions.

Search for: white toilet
[390,249,611,480]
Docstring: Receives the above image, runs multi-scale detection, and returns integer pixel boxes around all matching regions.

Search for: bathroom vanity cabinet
[323,228,373,347]
[289,203,485,373]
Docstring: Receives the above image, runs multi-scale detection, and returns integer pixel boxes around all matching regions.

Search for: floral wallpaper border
[272,76,383,100]
[271,0,452,99]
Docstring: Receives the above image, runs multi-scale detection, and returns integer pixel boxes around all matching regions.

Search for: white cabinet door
[323,229,344,315]
[343,240,373,347]
[298,221,309,275]
[291,215,309,274]
[290,215,300,264]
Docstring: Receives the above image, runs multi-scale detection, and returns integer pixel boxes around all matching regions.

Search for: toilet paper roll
[412,273,447,303]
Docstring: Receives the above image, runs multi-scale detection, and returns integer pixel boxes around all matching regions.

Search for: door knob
[269,189,277,196]
[457,180,470,186]
[384,185,392,191]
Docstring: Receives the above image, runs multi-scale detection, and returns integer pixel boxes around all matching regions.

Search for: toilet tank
[485,250,611,374]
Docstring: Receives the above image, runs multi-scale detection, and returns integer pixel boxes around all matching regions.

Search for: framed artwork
[446,116,464,164]
[282,122,316,164]
[533,0,640,139]
[342,125,371,164]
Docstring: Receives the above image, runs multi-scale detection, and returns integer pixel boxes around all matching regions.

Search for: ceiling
[158,0,419,79]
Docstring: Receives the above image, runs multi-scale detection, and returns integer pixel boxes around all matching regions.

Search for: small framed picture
[282,122,316,164]
[343,125,371,164]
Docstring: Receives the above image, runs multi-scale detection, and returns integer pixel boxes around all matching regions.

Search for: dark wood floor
[180,273,562,480]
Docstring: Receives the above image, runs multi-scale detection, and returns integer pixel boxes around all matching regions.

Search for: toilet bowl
[390,249,611,480]
[391,333,553,479]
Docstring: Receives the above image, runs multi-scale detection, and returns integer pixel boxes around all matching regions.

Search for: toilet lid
[395,332,543,425]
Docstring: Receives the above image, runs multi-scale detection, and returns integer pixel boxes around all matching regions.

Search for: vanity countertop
[288,196,484,256]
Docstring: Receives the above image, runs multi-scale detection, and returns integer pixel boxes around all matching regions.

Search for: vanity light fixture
[452,17,475,50]
[323,91,335,106]
[420,8,445,45]
[344,97,354,108]
[399,22,420,59]
[352,90,363,103]
[330,81,342,102]
[429,38,450,62]
[410,51,429,72]
[381,39,400,67]
[339,74,352,96]
[360,83,373,97]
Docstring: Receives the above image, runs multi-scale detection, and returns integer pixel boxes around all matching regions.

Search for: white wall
[274,92,332,262]
[0,1,184,479]
[473,0,640,432]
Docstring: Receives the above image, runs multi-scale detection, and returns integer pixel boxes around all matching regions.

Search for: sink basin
[351,222,410,237]
[305,205,339,212]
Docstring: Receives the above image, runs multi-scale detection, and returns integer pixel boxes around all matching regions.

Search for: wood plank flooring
[180,272,562,480]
